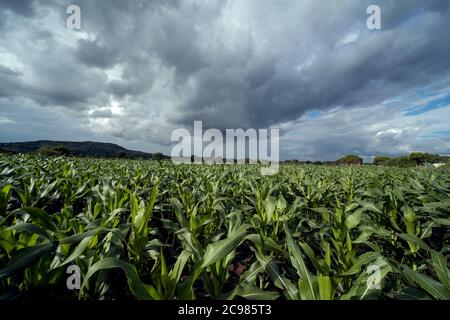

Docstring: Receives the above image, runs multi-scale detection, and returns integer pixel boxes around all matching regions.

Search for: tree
[373,156,391,165]
[37,145,70,156]
[53,146,70,156]
[153,152,164,160]
[409,152,430,166]
[336,154,363,165]
[385,156,414,167]
[117,151,127,158]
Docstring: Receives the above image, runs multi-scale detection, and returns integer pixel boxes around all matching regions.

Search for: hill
[0,140,168,159]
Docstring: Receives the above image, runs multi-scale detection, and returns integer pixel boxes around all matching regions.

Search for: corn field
[0,154,449,300]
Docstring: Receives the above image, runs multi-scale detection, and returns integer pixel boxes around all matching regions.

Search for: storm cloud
[1,0,450,160]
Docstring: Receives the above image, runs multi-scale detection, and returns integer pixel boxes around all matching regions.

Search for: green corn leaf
[430,251,449,289]
[402,265,450,300]
[169,250,191,285]
[299,241,326,274]
[233,284,280,300]
[398,233,433,252]
[201,224,249,268]
[80,257,153,300]
[20,207,57,232]
[254,250,299,300]
[6,223,50,239]
[341,257,391,300]
[341,252,380,276]
[345,209,364,229]
[0,184,12,215]
[318,275,333,300]
[285,225,317,300]
[359,202,382,214]
[432,218,450,227]
[60,227,107,244]
[57,236,93,269]
[246,233,282,251]
[0,242,53,280]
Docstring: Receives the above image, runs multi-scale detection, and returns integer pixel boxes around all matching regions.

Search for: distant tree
[385,156,414,167]
[313,161,323,165]
[409,152,446,165]
[424,153,446,164]
[336,154,363,165]
[54,146,70,156]
[409,152,431,166]
[373,156,391,165]
[382,153,442,167]
[37,145,70,156]
[117,151,127,158]
[153,152,164,160]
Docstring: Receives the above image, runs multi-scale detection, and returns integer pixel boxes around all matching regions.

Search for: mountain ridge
[0,140,168,159]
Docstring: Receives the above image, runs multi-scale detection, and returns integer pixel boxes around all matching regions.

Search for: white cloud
[0,116,15,124]
[335,32,359,48]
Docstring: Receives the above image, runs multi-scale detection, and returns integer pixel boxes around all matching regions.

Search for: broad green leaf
[318,275,333,300]
[403,265,450,300]
[432,218,450,227]
[20,207,56,232]
[0,243,53,280]
[345,209,363,229]
[60,227,107,244]
[57,236,94,269]
[201,224,249,268]
[285,225,317,300]
[341,252,380,276]
[80,257,153,300]
[398,233,433,252]
[360,202,382,214]
[430,251,449,289]
[0,184,12,215]
[246,233,282,251]
[169,250,191,285]
[255,250,299,300]
[6,223,50,239]
[233,284,279,300]
[341,257,391,300]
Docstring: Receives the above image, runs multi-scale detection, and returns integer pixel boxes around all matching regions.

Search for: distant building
[433,163,445,168]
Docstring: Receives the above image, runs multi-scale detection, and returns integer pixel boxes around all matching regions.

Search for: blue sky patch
[306,110,321,119]
[405,93,450,116]
[419,130,450,139]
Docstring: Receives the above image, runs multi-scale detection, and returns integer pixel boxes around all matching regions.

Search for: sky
[1,0,450,162]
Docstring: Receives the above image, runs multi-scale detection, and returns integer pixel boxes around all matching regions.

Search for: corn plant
[0,153,449,300]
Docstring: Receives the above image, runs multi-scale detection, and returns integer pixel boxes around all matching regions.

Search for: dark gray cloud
[90,108,112,118]
[0,0,36,17]
[76,38,118,68]
[0,0,450,159]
